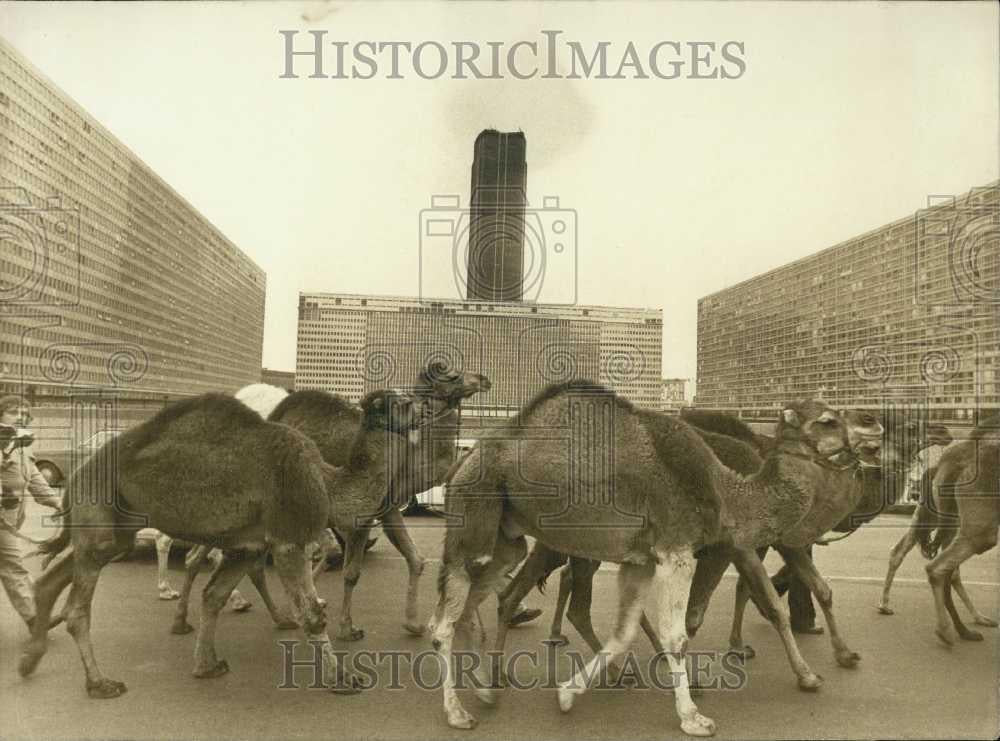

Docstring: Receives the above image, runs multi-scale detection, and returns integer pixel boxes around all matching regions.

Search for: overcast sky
[2,1,997,386]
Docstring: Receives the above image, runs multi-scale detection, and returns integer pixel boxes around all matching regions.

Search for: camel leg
[926,535,982,645]
[878,521,918,615]
[686,546,733,639]
[549,564,573,645]
[170,544,210,635]
[271,541,361,693]
[19,547,75,678]
[431,535,526,728]
[492,541,565,685]
[727,573,757,659]
[155,533,179,600]
[556,561,651,714]
[337,527,371,641]
[63,534,134,698]
[942,573,982,642]
[191,550,252,678]
[951,568,998,627]
[652,548,716,737]
[245,551,298,630]
[779,546,859,668]
[730,547,822,691]
[380,507,426,636]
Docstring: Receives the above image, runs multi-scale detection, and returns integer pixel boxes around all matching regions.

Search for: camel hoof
[557,686,576,713]
[681,713,717,737]
[876,605,894,616]
[171,621,195,635]
[193,659,230,678]
[403,621,425,636]
[973,616,999,628]
[446,707,477,729]
[337,626,365,642]
[797,673,823,691]
[935,627,956,646]
[87,678,128,699]
[18,646,45,677]
[727,645,755,660]
[959,629,984,642]
[836,650,861,668]
[158,588,180,601]
[274,618,299,631]
[474,686,498,705]
[548,633,570,647]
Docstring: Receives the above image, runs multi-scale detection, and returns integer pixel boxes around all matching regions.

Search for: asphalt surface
[2,504,998,741]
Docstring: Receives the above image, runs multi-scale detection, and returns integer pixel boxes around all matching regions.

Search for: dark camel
[482,402,882,732]
[497,408,887,682]
[165,363,490,640]
[918,415,999,645]
[18,390,419,698]
[429,383,880,735]
[430,380,726,735]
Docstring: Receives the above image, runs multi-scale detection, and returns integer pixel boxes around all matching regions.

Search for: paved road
[2,508,998,740]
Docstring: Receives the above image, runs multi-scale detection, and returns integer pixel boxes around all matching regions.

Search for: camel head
[841,409,886,468]
[776,400,881,467]
[359,389,423,445]
[414,360,491,407]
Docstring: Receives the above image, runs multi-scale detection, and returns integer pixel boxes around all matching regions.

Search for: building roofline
[0,36,265,277]
[698,180,1000,303]
[298,290,661,315]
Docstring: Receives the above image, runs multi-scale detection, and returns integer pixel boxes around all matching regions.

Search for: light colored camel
[919,415,999,645]
[876,424,997,626]
[19,389,418,698]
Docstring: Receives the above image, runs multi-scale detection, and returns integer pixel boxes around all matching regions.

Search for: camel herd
[13,362,999,737]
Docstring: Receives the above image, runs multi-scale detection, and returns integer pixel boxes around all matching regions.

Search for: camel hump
[681,408,758,446]
[268,389,359,424]
[641,412,726,545]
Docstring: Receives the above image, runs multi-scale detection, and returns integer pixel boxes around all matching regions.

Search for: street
[2,507,998,741]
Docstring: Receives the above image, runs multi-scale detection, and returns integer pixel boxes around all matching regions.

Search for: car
[33,429,124,487]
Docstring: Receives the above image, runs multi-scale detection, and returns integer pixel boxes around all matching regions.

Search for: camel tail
[914,503,940,560]
[35,492,71,557]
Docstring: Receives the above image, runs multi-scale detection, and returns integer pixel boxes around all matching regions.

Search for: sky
[2,1,997,389]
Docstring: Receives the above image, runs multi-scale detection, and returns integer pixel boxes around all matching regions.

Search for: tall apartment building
[0,39,265,439]
[697,182,999,422]
[296,293,662,412]
[466,130,527,302]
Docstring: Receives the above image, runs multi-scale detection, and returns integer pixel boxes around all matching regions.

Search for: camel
[155,382,289,602]
[268,361,490,641]
[721,413,946,658]
[18,388,419,698]
[495,409,889,681]
[429,382,882,735]
[918,414,999,645]
[162,363,490,639]
[876,425,998,627]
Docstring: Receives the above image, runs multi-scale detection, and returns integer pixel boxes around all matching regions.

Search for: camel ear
[782,409,800,426]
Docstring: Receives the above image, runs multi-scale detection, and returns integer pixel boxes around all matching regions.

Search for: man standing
[0,395,63,631]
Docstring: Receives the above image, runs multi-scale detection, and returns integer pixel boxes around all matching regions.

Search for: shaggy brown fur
[20,393,353,699]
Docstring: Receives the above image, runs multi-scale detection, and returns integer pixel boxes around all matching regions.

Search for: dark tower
[467,130,527,302]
